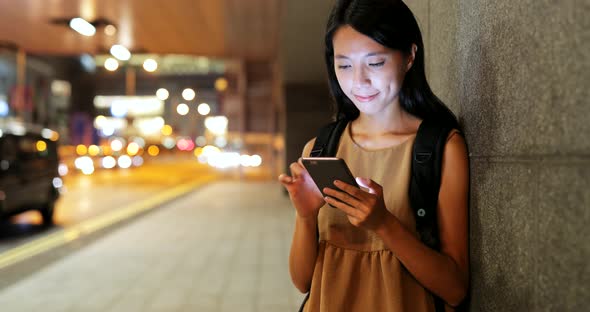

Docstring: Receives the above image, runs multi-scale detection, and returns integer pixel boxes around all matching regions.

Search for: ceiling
[0,0,333,83]
[0,0,281,61]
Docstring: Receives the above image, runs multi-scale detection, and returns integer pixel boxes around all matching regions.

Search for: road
[0,155,225,253]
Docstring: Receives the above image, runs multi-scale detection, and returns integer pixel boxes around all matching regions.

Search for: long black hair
[325,0,458,128]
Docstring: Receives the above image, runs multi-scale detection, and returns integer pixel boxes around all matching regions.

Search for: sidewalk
[0,181,305,312]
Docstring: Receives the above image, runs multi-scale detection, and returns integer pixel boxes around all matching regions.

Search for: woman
[279,0,469,311]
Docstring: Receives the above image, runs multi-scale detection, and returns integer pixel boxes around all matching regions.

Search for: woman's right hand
[278,158,325,219]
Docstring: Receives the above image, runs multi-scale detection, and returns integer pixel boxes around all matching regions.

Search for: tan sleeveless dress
[303,123,435,312]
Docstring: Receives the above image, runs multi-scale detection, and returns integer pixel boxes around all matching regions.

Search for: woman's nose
[353,67,371,87]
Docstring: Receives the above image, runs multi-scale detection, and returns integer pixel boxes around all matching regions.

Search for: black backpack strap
[410,119,456,312]
[310,119,349,157]
[409,118,454,250]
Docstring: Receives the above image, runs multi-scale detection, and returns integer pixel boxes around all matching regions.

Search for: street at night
[0,154,302,311]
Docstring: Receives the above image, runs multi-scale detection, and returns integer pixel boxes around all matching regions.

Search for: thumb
[356,177,381,195]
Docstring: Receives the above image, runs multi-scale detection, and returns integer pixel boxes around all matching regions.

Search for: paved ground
[0,181,305,312]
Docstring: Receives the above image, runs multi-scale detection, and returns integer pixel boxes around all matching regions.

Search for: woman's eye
[369,61,385,67]
[337,64,351,69]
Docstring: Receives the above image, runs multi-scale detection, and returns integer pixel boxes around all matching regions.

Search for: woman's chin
[354,104,385,116]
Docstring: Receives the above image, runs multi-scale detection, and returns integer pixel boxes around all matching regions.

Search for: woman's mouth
[353,93,379,102]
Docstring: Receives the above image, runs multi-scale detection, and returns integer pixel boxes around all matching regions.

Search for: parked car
[0,123,62,224]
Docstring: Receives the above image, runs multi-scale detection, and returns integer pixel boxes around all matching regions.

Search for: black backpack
[300,117,455,312]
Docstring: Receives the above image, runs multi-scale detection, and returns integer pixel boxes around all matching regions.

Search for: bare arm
[279,139,325,293]
[289,211,319,293]
[323,132,469,306]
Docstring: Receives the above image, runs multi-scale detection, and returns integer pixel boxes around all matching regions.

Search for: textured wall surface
[406,0,589,310]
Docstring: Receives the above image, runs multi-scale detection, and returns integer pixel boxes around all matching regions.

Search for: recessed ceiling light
[69,18,96,36]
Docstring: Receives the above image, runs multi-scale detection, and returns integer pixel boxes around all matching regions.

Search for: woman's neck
[353,106,421,136]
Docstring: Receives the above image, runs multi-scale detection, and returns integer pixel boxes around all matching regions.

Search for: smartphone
[301,157,359,197]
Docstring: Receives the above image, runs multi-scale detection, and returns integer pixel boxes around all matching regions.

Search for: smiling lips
[353,93,379,102]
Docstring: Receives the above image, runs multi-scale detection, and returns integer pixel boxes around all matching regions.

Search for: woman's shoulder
[446,128,463,142]
[443,129,468,162]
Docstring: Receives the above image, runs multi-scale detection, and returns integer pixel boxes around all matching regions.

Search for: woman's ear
[406,43,418,72]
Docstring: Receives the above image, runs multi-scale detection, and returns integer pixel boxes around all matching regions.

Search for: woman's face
[332,25,408,116]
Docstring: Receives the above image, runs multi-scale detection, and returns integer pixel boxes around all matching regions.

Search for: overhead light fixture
[104,58,119,71]
[69,18,96,36]
[104,24,117,36]
[143,59,158,72]
[110,44,131,61]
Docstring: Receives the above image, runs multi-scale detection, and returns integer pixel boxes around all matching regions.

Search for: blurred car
[0,124,62,224]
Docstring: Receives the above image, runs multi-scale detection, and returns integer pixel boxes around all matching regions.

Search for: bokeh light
[52,177,63,188]
[88,145,100,156]
[110,101,127,118]
[75,156,94,175]
[195,136,207,147]
[250,155,262,167]
[132,137,146,148]
[76,144,87,156]
[143,59,158,72]
[58,163,69,176]
[176,103,189,115]
[94,115,107,127]
[127,142,140,156]
[147,145,160,156]
[204,116,228,135]
[162,137,176,149]
[176,138,195,151]
[0,96,10,117]
[104,24,117,36]
[197,103,210,116]
[104,57,119,71]
[110,45,131,61]
[156,88,169,101]
[132,156,144,167]
[102,126,115,136]
[36,140,47,152]
[101,156,117,169]
[161,124,173,136]
[110,139,123,152]
[214,78,228,92]
[117,155,132,169]
[182,88,195,101]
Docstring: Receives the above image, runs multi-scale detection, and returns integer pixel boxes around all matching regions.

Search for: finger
[289,162,306,178]
[278,173,293,184]
[333,180,365,199]
[323,186,362,207]
[324,196,363,219]
[355,177,382,195]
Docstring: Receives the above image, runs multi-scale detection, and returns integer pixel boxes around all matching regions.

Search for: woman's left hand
[323,177,391,232]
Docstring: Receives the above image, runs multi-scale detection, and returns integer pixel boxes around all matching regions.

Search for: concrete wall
[405,0,589,310]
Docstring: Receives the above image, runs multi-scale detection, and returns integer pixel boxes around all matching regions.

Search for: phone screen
[301,157,359,196]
